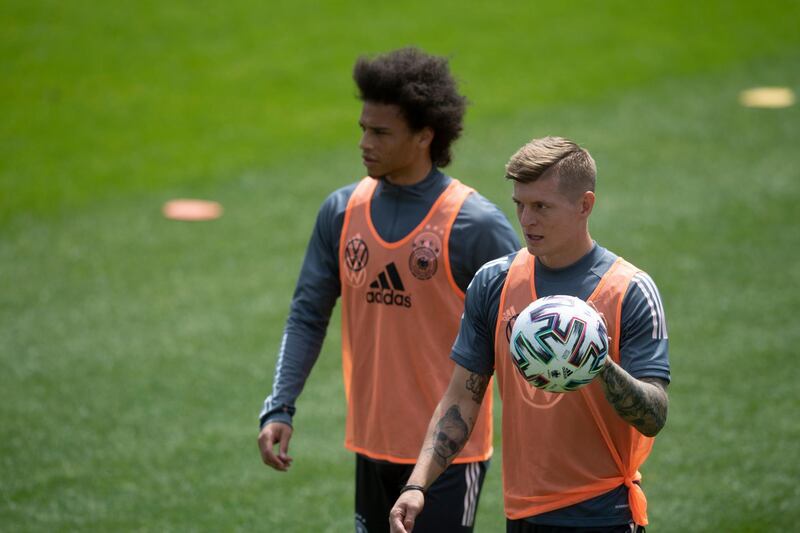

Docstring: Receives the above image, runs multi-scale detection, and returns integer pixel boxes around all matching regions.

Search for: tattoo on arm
[430,405,469,468]
[601,365,669,437]
[465,373,490,403]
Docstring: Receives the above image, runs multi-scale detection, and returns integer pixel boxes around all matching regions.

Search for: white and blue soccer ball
[509,295,608,393]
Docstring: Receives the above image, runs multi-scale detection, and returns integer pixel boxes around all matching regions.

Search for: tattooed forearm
[430,405,469,468]
[465,372,490,403]
[600,363,669,437]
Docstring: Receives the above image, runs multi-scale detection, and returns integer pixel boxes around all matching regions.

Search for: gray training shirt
[450,243,670,527]
[260,167,520,427]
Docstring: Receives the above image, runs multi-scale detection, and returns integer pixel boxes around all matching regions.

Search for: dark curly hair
[353,47,467,168]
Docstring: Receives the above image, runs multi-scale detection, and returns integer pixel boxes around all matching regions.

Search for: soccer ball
[509,295,608,393]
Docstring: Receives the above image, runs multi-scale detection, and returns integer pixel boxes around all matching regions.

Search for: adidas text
[365,290,412,308]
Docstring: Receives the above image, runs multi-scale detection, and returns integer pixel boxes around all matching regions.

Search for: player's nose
[359,131,373,151]
[518,206,538,227]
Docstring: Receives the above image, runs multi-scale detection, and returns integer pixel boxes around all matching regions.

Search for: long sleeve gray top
[259,168,520,427]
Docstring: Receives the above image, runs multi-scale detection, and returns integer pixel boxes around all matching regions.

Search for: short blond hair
[505,136,596,200]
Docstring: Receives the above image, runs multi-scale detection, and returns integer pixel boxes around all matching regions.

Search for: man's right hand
[389,490,425,533]
[257,421,294,471]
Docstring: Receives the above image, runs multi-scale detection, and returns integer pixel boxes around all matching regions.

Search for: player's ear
[580,191,595,217]
[417,127,434,150]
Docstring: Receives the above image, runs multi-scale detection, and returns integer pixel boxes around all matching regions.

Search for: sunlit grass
[2,2,799,531]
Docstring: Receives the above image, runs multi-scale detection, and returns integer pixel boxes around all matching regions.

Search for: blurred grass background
[2,1,799,531]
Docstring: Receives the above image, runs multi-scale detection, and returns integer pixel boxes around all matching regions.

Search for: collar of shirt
[375,167,448,199]
[535,242,605,282]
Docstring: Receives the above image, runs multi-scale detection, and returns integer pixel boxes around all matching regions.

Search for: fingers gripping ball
[510,295,608,392]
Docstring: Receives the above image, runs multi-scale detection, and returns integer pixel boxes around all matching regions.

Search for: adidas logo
[366,262,411,308]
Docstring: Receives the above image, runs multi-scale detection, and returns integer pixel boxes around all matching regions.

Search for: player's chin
[363,162,383,178]
[524,238,544,254]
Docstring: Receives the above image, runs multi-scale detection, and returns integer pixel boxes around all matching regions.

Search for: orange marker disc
[739,87,795,108]
[162,199,223,221]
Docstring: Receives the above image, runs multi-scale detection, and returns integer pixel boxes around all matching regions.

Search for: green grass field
[2,2,799,531]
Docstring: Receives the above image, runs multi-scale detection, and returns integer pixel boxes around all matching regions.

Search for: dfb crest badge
[409,229,442,281]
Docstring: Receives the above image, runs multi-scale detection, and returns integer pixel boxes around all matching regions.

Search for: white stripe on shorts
[461,462,480,527]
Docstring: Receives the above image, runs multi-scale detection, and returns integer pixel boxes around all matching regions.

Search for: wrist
[599,357,614,380]
[400,484,426,495]
[260,404,296,429]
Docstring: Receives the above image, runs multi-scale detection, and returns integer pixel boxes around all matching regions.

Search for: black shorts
[506,520,645,533]
[355,453,489,533]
